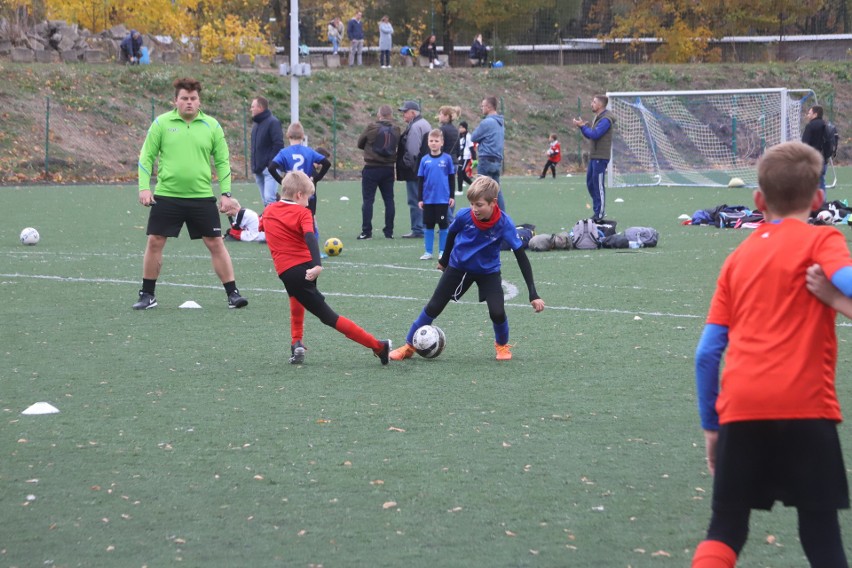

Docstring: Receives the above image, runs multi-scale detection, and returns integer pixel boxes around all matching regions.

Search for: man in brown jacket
[357,105,401,240]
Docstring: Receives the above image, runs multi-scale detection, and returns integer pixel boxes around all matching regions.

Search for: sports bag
[528,234,555,251]
[824,121,839,160]
[372,123,399,157]
[571,219,601,250]
[624,226,659,247]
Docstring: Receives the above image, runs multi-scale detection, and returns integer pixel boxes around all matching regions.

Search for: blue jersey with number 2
[271,145,325,177]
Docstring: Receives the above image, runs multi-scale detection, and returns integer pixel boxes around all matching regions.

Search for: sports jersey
[138,109,231,197]
[229,208,265,242]
[447,207,522,274]
[548,140,561,163]
[707,218,852,424]
[259,200,315,275]
[270,144,326,177]
[417,152,455,204]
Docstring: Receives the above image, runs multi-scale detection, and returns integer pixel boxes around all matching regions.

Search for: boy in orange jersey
[692,141,852,567]
[260,171,391,365]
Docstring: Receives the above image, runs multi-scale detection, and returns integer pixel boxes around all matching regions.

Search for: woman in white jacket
[378,16,393,68]
[327,18,343,55]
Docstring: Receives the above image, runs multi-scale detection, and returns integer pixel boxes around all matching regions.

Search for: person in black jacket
[250,96,285,206]
[419,35,442,68]
[469,34,487,67]
[801,104,828,192]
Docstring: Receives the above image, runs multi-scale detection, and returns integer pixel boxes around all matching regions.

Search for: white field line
[6,265,852,325]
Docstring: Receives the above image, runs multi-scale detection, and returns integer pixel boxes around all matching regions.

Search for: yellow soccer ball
[323,237,343,256]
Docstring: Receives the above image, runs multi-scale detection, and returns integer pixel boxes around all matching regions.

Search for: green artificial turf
[2,173,852,567]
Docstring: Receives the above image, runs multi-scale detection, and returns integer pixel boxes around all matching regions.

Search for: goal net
[606,88,813,188]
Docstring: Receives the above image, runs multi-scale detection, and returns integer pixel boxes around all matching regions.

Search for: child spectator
[456,121,475,195]
[692,141,852,567]
[419,35,442,68]
[222,198,265,242]
[539,133,561,179]
[259,171,391,366]
[390,176,545,362]
[417,129,456,260]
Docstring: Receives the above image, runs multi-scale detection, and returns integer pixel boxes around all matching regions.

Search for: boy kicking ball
[692,141,852,567]
[260,171,391,365]
[390,176,545,362]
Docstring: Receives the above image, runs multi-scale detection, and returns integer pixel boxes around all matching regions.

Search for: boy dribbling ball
[390,175,545,362]
[259,171,391,366]
[692,141,852,567]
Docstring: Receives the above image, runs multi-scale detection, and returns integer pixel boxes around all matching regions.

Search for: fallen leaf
[382,501,397,509]
[651,550,671,557]
[448,507,463,513]
[253,475,264,480]
[298,529,307,536]
[502,442,512,447]
[766,535,776,544]
[505,530,517,537]
[388,426,405,432]
[370,480,384,485]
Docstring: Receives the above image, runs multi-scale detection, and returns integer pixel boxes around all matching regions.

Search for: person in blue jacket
[120,30,143,64]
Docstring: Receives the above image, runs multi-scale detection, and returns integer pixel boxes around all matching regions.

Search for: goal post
[605,88,826,188]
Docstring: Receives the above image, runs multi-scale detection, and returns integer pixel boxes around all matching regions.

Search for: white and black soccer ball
[816,210,834,225]
[20,227,40,246]
[412,325,446,359]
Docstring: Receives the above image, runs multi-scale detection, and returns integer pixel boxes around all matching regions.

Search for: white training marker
[179,301,202,309]
[340,196,349,201]
[614,198,624,203]
[22,402,59,415]
[678,214,691,220]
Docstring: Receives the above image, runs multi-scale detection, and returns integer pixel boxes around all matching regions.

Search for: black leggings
[707,508,847,566]
[457,160,474,192]
[279,263,339,328]
[424,267,506,325]
[541,160,557,178]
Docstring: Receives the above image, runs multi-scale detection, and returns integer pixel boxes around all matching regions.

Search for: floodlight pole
[290,0,300,124]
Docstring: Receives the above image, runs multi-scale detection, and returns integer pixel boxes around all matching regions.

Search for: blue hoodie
[470,114,505,161]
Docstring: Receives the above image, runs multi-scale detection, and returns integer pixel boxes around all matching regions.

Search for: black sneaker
[374,339,392,365]
[228,290,248,309]
[132,290,157,310]
[289,341,306,364]
[357,233,372,240]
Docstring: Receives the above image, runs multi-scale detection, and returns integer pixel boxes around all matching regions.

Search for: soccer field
[3,173,852,567]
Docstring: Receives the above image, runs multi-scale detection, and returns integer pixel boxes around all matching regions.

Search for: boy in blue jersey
[390,176,545,361]
[417,129,456,260]
[268,123,332,252]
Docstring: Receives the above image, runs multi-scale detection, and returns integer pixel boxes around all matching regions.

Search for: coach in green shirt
[133,77,248,310]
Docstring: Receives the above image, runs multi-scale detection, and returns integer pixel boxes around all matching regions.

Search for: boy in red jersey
[692,141,852,567]
[538,133,560,179]
[260,171,391,365]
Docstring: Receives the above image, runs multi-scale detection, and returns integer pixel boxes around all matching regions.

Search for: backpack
[571,219,601,250]
[710,204,751,228]
[500,224,536,250]
[528,234,554,251]
[372,123,399,158]
[824,121,839,160]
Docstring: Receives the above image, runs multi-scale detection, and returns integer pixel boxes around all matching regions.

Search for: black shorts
[422,203,449,229]
[146,196,222,239]
[424,266,506,322]
[713,419,849,512]
[278,262,338,326]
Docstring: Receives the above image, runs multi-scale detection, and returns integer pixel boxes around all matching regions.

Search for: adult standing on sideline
[469,34,487,67]
[347,11,364,67]
[134,77,248,310]
[397,100,431,239]
[573,94,615,222]
[470,96,506,210]
[438,105,460,223]
[328,18,344,55]
[378,16,393,68]
[250,95,284,207]
[801,104,829,192]
[357,105,400,240]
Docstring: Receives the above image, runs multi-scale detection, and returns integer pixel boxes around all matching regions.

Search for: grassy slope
[0,60,849,183]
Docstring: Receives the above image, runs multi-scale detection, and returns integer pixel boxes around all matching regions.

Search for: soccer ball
[20,227,40,245]
[324,237,343,256]
[412,325,446,359]
[816,210,834,224]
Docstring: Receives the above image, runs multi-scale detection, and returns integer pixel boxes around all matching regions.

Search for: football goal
[605,88,831,188]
